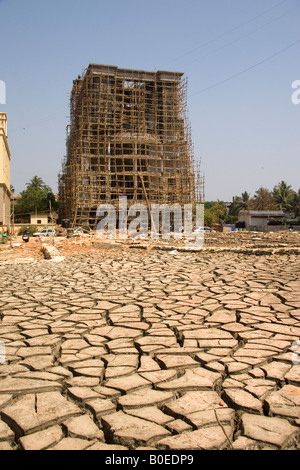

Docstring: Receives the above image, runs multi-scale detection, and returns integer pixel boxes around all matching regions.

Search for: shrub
[17,225,37,236]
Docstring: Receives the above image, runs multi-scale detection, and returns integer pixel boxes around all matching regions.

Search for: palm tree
[229,196,243,216]
[241,191,250,210]
[273,181,293,212]
[253,187,278,210]
[26,176,45,190]
[289,189,300,218]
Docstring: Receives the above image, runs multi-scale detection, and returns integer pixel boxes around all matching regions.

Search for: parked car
[32,229,56,237]
[194,226,216,233]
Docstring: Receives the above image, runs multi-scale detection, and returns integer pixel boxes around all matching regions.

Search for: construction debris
[1,230,299,265]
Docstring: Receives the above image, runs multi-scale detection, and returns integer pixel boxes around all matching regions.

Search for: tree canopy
[204,181,300,226]
[14,176,58,218]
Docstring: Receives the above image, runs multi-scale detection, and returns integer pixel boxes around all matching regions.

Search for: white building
[238,210,285,230]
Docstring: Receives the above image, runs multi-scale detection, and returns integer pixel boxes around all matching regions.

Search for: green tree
[204,207,218,226]
[228,192,251,219]
[204,201,227,226]
[241,191,251,210]
[26,175,45,190]
[229,196,243,217]
[14,177,58,217]
[289,189,300,218]
[252,187,278,210]
[273,181,294,212]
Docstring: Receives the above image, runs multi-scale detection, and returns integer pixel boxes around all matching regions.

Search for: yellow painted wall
[0,113,11,226]
[30,214,49,225]
[0,113,10,190]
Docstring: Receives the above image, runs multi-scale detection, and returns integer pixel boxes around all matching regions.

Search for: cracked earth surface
[0,247,299,450]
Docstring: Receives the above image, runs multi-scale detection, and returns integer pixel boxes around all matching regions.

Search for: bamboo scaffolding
[59,64,202,229]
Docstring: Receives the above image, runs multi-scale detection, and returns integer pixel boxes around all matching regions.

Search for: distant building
[238,210,285,230]
[30,212,57,226]
[0,113,10,227]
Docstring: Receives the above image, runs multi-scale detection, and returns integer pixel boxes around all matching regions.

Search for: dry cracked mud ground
[0,236,299,451]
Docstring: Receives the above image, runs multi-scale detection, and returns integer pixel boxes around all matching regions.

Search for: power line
[181,2,300,69]
[161,0,290,68]
[189,38,300,97]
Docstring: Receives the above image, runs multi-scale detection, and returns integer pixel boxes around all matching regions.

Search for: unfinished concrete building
[59,64,201,228]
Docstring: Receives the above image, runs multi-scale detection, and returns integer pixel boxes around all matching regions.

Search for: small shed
[30,212,57,226]
[238,210,285,230]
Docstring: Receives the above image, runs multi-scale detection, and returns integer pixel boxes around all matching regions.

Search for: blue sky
[0,0,299,201]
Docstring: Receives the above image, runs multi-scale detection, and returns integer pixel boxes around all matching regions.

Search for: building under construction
[59,64,203,229]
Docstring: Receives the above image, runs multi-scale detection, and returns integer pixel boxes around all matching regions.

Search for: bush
[55,226,64,236]
[288,219,300,225]
[17,225,37,236]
